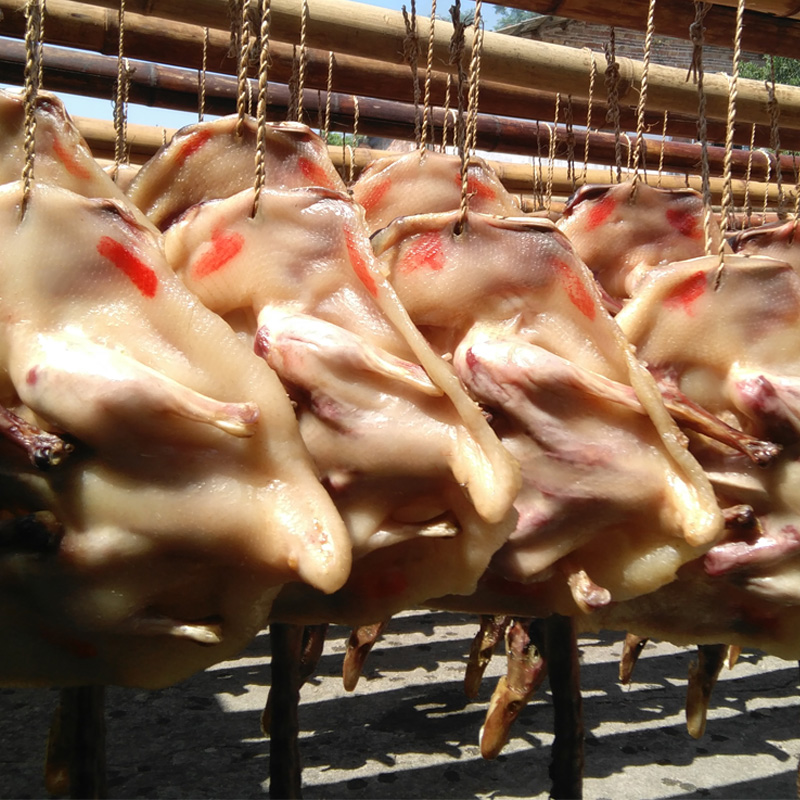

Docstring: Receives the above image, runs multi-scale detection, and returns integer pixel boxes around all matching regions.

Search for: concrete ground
[1,610,799,799]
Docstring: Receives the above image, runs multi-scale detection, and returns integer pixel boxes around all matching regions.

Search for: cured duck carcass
[0,180,351,688]
[127,115,345,230]
[372,210,724,616]
[730,218,800,272]
[351,149,520,233]
[557,182,723,302]
[163,185,519,624]
[584,255,800,659]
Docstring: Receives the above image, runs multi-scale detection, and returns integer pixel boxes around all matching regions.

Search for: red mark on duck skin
[174,129,213,166]
[298,156,334,188]
[343,227,378,297]
[586,194,616,230]
[397,231,444,274]
[551,258,596,320]
[51,137,92,180]
[97,236,158,298]
[192,229,245,279]
[454,171,497,203]
[666,206,702,240]
[358,177,392,211]
[663,270,707,314]
[26,367,37,386]
[357,568,408,599]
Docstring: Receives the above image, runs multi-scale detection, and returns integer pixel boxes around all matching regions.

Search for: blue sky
[4,0,496,129]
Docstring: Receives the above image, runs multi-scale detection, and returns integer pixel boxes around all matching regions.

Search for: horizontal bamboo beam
[707,0,800,21]
[72,112,787,208]
[5,38,796,184]
[501,0,800,62]
[64,0,800,129]
[0,0,792,148]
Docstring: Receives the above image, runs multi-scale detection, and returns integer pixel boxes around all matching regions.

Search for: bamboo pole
[76,114,788,208]
[64,0,800,129]
[4,39,795,183]
[4,0,787,148]
[502,0,800,62]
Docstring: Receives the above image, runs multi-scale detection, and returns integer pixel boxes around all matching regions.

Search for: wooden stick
[4,39,796,183]
[4,0,786,148]
[505,0,800,63]
[268,623,304,800]
[66,0,800,129]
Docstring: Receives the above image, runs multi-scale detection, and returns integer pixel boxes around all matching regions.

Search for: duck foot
[619,633,649,685]
[466,615,510,699]
[686,643,727,739]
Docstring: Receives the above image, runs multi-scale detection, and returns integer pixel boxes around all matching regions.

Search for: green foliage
[492,6,537,30]
[326,132,368,146]
[740,56,800,87]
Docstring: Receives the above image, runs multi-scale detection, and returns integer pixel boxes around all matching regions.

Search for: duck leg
[343,621,388,692]
[619,633,649,685]
[480,618,545,760]
[465,615,510,699]
[685,643,727,739]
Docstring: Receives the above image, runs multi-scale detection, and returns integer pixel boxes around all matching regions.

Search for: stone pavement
[2,610,799,799]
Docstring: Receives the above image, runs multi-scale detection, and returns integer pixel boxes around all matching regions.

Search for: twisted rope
[766,56,784,218]
[631,0,656,190]
[235,0,252,136]
[546,93,560,213]
[604,27,622,184]
[21,0,44,218]
[296,0,308,121]
[657,110,668,188]
[198,26,209,121]
[688,1,713,256]
[402,0,421,147]
[717,0,745,273]
[252,0,272,217]
[419,0,437,152]
[582,49,596,186]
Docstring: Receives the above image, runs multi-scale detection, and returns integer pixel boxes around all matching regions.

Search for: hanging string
[402,0,422,147]
[441,73,452,151]
[546,94,560,214]
[740,124,755,227]
[688,1,713,257]
[565,95,575,192]
[759,149,772,224]
[288,45,300,120]
[448,0,467,160]
[21,0,44,218]
[604,27,622,184]
[296,0,309,121]
[235,0,252,136]
[252,0,272,217]
[717,0,745,272]
[347,95,359,185]
[36,0,45,90]
[657,110,668,187]
[465,2,484,157]
[457,0,484,232]
[113,0,130,182]
[631,0,657,190]
[162,127,168,146]
[582,49,596,186]
[419,0,437,151]
[322,51,334,142]
[793,152,800,220]
[766,55,785,218]
[533,122,545,209]
[198,26,209,121]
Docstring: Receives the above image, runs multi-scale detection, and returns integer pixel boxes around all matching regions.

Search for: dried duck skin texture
[374,211,722,609]
[351,151,520,233]
[0,182,350,688]
[0,89,153,230]
[165,186,518,622]
[596,255,800,656]
[127,116,345,230]
[557,182,722,301]
[731,219,800,272]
